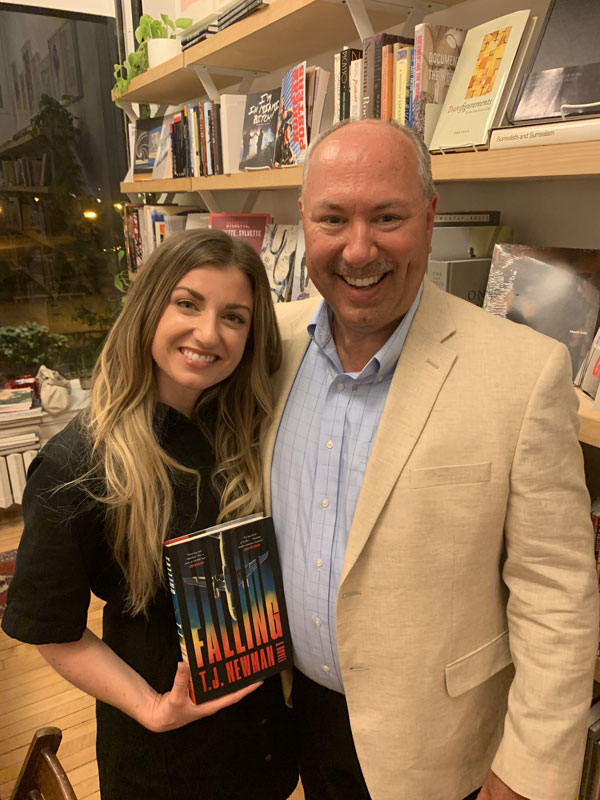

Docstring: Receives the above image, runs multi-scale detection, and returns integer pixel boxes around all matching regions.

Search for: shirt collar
[307,281,424,380]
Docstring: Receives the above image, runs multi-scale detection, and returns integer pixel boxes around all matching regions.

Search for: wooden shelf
[576,387,600,448]
[117,0,464,106]
[431,141,600,182]
[191,166,302,191]
[120,177,193,194]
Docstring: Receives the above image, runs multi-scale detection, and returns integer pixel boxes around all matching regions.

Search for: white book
[427,257,492,307]
[333,52,341,124]
[22,449,38,473]
[0,457,12,508]
[430,10,536,152]
[220,94,247,175]
[6,452,26,505]
[349,58,363,122]
[489,116,600,150]
[184,213,211,230]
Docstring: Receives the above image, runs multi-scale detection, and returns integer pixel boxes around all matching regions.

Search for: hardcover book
[133,117,163,181]
[362,33,413,120]
[427,257,492,307]
[434,210,500,226]
[489,116,600,150]
[411,24,466,142]
[339,47,362,121]
[510,62,600,123]
[239,88,281,170]
[209,212,270,255]
[273,62,308,167]
[429,10,536,152]
[392,45,413,127]
[482,243,600,378]
[165,513,293,703]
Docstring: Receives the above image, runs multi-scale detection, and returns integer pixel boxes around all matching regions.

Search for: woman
[2,230,298,799]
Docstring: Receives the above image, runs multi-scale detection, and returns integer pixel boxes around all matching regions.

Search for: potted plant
[112,13,193,100]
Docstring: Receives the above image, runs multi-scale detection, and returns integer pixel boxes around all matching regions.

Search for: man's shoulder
[275,297,322,338]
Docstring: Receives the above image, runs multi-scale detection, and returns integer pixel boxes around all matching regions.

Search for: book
[184,213,211,230]
[430,225,513,260]
[362,33,413,119]
[260,224,299,303]
[164,513,293,703]
[332,52,341,124]
[411,24,466,144]
[238,88,281,170]
[349,57,363,121]
[6,452,26,504]
[133,117,163,181]
[0,388,32,413]
[392,45,413,127]
[0,457,12,508]
[380,44,394,121]
[427,257,492,307]
[482,243,600,379]
[434,210,501,226]
[219,94,246,174]
[489,116,600,150]
[151,113,176,180]
[429,11,537,153]
[273,62,308,167]
[340,48,362,121]
[305,66,330,142]
[209,213,270,255]
[510,62,600,124]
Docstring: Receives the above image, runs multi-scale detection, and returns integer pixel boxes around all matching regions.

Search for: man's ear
[298,196,304,220]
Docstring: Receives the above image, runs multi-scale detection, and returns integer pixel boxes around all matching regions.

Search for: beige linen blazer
[262,278,598,800]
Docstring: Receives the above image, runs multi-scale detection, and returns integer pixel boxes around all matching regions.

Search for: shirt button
[326,440,333,449]
[322,665,330,673]
[316,558,323,567]
[337,383,344,391]
[315,618,322,627]
[321,498,329,508]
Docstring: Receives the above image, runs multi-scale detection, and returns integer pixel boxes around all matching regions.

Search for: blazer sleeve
[491,341,599,800]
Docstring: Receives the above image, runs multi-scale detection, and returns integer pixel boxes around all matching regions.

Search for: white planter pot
[147,38,181,69]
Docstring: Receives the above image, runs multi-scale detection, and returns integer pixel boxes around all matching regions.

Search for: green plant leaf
[175,17,193,28]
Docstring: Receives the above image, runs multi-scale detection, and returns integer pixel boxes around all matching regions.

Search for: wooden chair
[9,728,77,800]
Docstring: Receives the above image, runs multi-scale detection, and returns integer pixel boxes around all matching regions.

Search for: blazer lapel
[340,280,458,584]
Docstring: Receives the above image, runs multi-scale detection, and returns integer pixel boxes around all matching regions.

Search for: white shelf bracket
[195,190,221,212]
[159,193,176,203]
[240,191,259,213]
[119,101,138,123]
[344,0,375,41]
[398,1,447,33]
[187,64,268,101]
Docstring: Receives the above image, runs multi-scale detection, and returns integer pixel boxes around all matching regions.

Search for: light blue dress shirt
[271,284,423,692]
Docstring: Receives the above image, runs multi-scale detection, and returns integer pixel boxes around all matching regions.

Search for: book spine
[408,48,415,128]
[339,48,350,121]
[489,117,600,149]
[380,45,393,121]
[435,211,500,226]
[333,51,341,123]
[164,550,199,703]
[212,100,224,175]
[203,102,214,175]
[373,38,385,119]
[198,104,208,177]
[361,35,374,119]
[412,23,425,129]
[349,58,363,121]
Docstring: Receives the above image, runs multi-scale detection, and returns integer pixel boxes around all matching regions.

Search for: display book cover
[429,10,537,153]
[164,513,293,704]
[273,61,308,168]
[133,117,163,180]
[238,88,281,171]
[209,212,270,256]
[482,243,600,380]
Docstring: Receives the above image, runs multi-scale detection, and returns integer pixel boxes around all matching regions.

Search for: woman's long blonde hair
[79,229,281,614]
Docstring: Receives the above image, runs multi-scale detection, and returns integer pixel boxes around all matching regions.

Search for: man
[262,119,598,800]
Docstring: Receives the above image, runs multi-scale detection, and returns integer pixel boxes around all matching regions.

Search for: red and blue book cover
[165,513,292,703]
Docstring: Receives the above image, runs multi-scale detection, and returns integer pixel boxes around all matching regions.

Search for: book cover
[239,88,281,170]
[260,224,299,303]
[133,117,163,181]
[489,116,600,150]
[333,51,341,124]
[429,10,535,152]
[430,225,513,260]
[289,224,320,302]
[209,212,270,255]
[151,113,176,179]
[511,62,600,124]
[380,44,394,121]
[273,62,308,167]
[411,24,466,140]
[427,257,492,307]
[483,243,600,379]
[164,513,293,703]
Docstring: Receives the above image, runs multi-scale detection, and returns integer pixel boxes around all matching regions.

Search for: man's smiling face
[300,122,437,361]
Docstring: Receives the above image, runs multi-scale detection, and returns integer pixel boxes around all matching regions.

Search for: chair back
[9,727,77,800]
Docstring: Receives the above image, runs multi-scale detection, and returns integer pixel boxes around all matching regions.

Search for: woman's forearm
[38,629,262,732]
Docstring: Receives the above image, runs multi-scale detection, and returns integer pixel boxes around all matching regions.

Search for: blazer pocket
[409,461,491,489]
[445,629,512,698]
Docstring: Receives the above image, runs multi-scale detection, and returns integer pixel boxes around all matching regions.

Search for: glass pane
[0,7,127,383]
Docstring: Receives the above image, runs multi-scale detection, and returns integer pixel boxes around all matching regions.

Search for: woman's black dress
[1,405,298,800]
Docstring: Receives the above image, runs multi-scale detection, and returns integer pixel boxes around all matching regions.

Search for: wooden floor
[0,506,304,800]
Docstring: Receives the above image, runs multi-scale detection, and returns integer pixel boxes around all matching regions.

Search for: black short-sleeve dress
[1,405,298,800]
